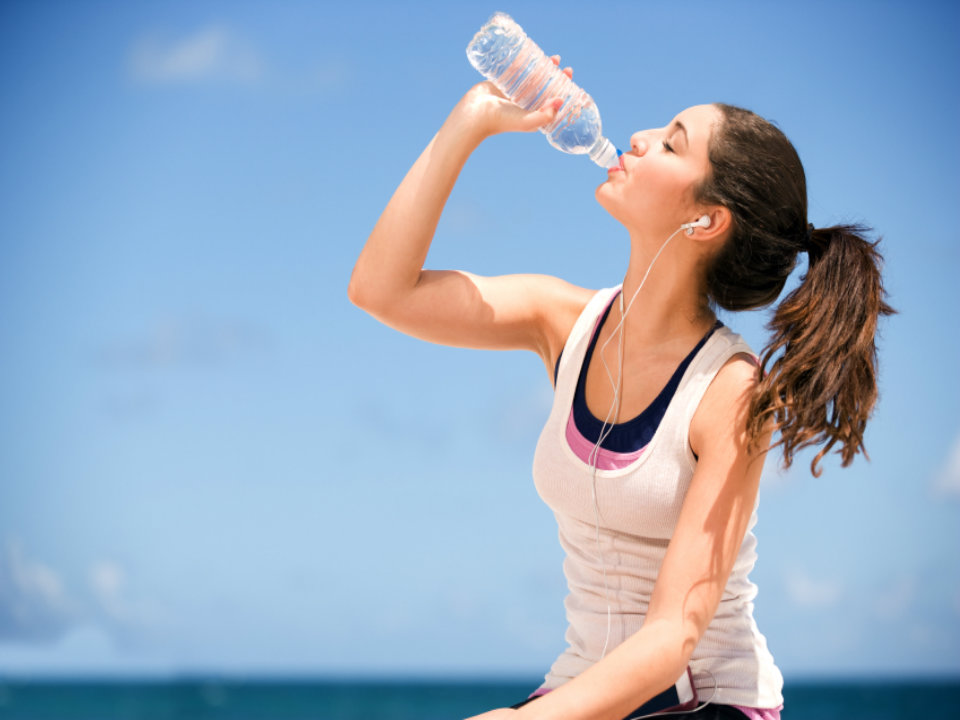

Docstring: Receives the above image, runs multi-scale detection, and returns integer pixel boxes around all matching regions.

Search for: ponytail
[698,104,895,477]
[748,225,896,476]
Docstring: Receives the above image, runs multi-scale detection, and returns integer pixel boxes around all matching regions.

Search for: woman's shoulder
[688,336,763,459]
[699,325,761,404]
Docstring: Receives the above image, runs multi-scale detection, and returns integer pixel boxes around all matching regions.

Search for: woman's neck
[617,236,715,350]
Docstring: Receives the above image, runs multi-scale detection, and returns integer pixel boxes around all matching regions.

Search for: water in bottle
[466,12,621,169]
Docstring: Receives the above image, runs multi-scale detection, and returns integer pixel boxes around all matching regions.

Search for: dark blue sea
[0,678,956,719]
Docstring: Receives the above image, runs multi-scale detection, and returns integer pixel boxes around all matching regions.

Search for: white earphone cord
[585,216,714,714]
[589,222,689,661]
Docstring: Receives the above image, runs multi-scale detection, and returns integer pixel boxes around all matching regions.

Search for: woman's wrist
[439,108,489,152]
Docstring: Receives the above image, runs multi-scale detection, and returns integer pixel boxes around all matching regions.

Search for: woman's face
[597,104,721,236]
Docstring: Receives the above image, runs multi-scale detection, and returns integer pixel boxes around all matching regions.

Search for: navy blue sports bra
[554,292,721,453]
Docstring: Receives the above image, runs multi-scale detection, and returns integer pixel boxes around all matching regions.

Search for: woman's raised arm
[347,77,592,376]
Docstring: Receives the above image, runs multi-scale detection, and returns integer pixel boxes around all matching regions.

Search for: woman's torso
[531,285,784,709]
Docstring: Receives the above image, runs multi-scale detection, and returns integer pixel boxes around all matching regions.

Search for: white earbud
[681,215,711,235]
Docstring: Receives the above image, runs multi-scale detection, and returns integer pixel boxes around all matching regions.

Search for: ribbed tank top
[562,287,721,469]
[532,285,784,709]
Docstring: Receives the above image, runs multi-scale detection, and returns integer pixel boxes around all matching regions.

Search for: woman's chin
[595,186,625,222]
[594,182,613,207]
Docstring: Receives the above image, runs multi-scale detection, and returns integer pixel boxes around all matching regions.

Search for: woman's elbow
[347,261,417,315]
[642,618,701,679]
[347,268,386,313]
[347,271,368,309]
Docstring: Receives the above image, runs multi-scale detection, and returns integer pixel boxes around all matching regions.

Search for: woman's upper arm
[353,268,593,373]
[645,355,772,657]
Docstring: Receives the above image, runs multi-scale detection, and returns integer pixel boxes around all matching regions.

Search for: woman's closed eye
[662,140,675,153]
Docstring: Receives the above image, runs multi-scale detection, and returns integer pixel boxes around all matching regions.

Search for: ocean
[0,678,956,720]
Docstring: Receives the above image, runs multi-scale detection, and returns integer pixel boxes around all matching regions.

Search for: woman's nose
[629,134,650,156]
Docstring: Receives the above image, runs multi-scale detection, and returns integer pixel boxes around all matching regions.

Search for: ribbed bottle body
[466,13,618,168]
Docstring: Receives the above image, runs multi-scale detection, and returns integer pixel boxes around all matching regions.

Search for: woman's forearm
[347,111,483,311]
[517,619,692,720]
[349,81,563,314]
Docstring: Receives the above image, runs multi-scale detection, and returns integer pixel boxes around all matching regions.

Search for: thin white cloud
[88,561,168,639]
[0,540,75,642]
[129,25,264,85]
[90,562,125,613]
[0,624,175,675]
[784,568,842,608]
[933,431,960,497]
[0,540,168,653]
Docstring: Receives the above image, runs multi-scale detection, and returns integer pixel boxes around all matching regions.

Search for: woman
[348,58,892,720]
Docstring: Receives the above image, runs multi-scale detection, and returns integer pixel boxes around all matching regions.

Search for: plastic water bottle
[466,12,620,169]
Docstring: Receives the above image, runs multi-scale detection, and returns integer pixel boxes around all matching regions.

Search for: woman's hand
[451,56,573,140]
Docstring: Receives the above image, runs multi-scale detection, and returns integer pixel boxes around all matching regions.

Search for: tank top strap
[553,285,622,404]
[661,326,757,458]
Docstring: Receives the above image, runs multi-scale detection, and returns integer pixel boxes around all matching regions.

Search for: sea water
[0,677,957,719]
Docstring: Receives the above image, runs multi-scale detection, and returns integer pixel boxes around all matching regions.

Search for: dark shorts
[509,695,750,720]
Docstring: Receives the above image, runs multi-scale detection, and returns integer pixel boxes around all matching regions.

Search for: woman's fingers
[549,54,574,78]
[510,97,562,132]
[463,67,568,136]
[530,97,564,130]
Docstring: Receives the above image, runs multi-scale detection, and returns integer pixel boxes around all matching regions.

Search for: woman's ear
[690,206,732,243]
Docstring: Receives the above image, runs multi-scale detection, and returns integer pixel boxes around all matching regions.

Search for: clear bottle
[466,12,620,169]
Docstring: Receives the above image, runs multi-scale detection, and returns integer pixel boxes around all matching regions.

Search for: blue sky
[0,0,958,680]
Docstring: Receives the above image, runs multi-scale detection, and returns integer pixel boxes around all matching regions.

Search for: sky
[0,0,958,682]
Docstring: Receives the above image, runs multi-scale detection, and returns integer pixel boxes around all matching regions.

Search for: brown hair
[697,104,895,477]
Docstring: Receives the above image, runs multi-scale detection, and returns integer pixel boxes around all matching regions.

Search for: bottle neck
[589,137,620,168]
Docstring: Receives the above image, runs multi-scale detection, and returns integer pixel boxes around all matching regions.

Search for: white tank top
[532,285,784,708]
